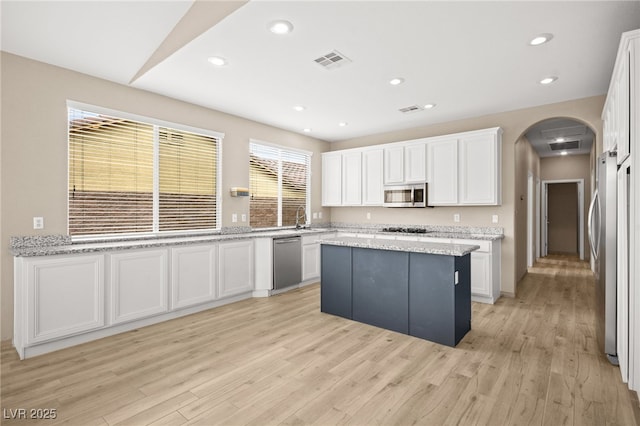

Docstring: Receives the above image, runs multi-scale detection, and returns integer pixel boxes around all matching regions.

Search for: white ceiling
[525,118,594,158]
[2,1,639,143]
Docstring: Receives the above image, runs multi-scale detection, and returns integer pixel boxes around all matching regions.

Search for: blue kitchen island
[320,237,479,347]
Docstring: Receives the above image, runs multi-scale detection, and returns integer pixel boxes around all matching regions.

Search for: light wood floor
[2,255,639,425]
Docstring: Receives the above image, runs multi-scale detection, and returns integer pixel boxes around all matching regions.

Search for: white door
[384,145,404,184]
[110,249,169,324]
[404,142,426,183]
[27,254,105,343]
[362,148,383,205]
[218,240,254,298]
[427,138,458,205]
[171,245,217,309]
[342,151,362,205]
[322,153,342,206]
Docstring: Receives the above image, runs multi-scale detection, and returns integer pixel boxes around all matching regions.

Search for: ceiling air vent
[399,105,424,114]
[549,140,580,151]
[314,50,351,70]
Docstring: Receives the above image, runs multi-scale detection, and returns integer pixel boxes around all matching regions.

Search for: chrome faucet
[295,205,307,229]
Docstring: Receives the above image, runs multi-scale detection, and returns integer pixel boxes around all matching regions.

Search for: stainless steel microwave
[383,183,429,207]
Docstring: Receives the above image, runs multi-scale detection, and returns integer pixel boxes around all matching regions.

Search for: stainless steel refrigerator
[588,151,618,364]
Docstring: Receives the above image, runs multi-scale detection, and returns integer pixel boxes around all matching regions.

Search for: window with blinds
[249,142,310,228]
[68,108,219,237]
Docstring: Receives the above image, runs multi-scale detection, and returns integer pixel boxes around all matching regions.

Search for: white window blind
[249,142,310,228]
[159,127,218,232]
[68,108,219,237]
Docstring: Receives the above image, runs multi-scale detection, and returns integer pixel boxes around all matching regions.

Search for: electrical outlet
[33,217,44,229]
[232,213,238,223]
[313,212,318,219]
[241,214,246,222]
[492,214,499,223]
[453,214,460,223]
[366,212,371,220]
[318,212,323,219]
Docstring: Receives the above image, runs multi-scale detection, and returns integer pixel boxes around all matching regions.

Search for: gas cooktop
[381,227,433,234]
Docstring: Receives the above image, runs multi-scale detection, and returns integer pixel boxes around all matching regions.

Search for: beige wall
[329,96,604,299]
[0,53,331,340]
[540,154,593,260]
[514,136,540,282]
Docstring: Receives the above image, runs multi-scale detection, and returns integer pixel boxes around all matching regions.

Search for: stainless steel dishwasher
[273,236,302,290]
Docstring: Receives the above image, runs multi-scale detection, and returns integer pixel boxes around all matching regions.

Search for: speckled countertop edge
[320,237,480,256]
[11,222,503,257]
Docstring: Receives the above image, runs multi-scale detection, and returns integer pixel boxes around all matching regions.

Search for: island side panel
[454,254,471,344]
[320,245,352,319]
[352,248,409,334]
[409,252,459,346]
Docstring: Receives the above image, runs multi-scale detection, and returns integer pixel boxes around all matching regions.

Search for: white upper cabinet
[362,148,384,205]
[459,130,502,205]
[404,142,427,183]
[427,138,459,205]
[427,128,502,206]
[321,152,342,206]
[342,151,362,205]
[384,145,405,184]
[321,127,501,207]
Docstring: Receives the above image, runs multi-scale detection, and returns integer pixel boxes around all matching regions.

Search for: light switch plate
[241,214,246,222]
[366,212,371,220]
[232,213,238,223]
[318,212,323,219]
[453,214,460,223]
[313,212,318,219]
[492,215,499,223]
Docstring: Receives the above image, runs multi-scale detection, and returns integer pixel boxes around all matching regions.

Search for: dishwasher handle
[274,237,301,244]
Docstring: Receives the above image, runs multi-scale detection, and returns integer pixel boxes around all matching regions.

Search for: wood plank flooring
[2,255,639,425]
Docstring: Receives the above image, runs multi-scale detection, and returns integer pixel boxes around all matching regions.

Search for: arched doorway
[514,117,596,278]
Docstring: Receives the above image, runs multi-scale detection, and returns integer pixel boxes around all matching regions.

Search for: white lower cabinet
[171,245,217,309]
[455,239,501,304]
[22,254,105,344]
[109,249,169,325]
[218,240,254,298]
[302,235,321,282]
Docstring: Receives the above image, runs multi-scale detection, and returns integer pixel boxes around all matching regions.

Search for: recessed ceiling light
[338,122,348,127]
[424,103,436,109]
[530,33,553,46]
[207,56,227,67]
[540,76,558,85]
[293,105,305,112]
[561,151,568,156]
[389,77,405,86]
[303,128,312,133]
[555,137,565,142]
[269,20,293,35]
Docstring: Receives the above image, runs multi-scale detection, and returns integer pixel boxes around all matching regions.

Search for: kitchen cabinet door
[404,142,427,183]
[25,254,105,344]
[459,130,501,205]
[322,152,342,206]
[362,148,384,205]
[110,249,169,325]
[171,245,217,309]
[384,145,404,184]
[427,138,458,205]
[218,240,254,298]
[342,151,362,205]
[302,243,321,281]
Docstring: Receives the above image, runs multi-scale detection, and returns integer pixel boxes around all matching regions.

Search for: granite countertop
[11,223,503,257]
[11,228,335,257]
[321,236,480,256]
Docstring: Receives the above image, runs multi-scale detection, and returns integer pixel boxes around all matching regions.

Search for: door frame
[541,178,584,260]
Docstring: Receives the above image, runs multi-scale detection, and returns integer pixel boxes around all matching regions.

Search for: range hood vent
[313,50,351,70]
